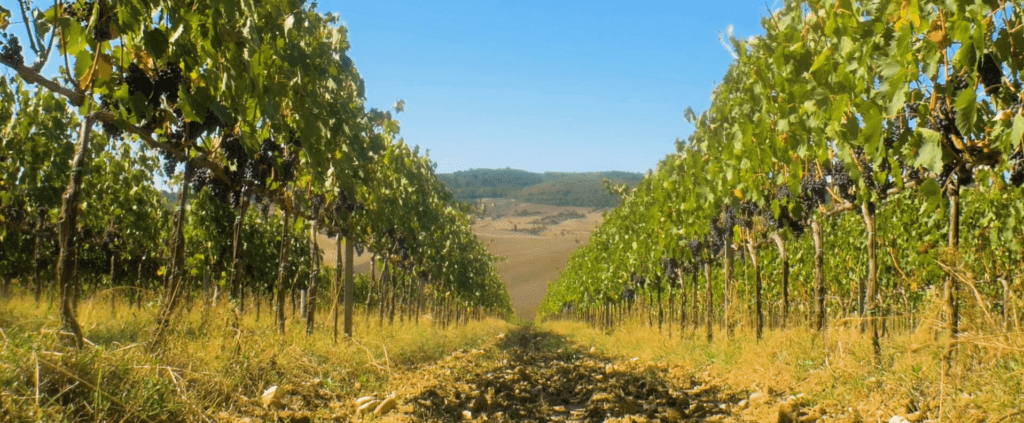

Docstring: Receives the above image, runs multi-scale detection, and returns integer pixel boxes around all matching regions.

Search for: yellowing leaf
[893,0,919,30]
[95,54,113,81]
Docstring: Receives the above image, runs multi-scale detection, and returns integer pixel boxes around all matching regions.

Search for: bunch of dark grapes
[201,109,228,134]
[166,130,185,148]
[707,218,726,256]
[662,257,679,280]
[631,272,646,289]
[722,206,737,234]
[192,167,240,206]
[1010,160,1024,187]
[786,215,805,237]
[952,74,970,93]
[188,167,211,193]
[245,139,281,188]
[900,162,922,183]
[207,176,232,205]
[310,194,325,218]
[125,63,154,101]
[278,153,298,184]
[762,203,779,229]
[220,135,249,168]
[0,33,24,68]
[902,102,919,121]
[62,1,95,23]
[827,161,857,204]
[935,162,956,188]
[978,53,1003,95]
[182,120,204,143]
[875,157,893,198]
[92,0,112,42]
[884,122,904,150]
[98,99,124,137]
[621,286,636,304]
[161,150,180,177]
[154,62,183,105]
[928,99,961,140]
[738,201,759,229]
[224,169,244,207]
[687,239,703,264]
[800,172,829,210]
[852,147,876,192]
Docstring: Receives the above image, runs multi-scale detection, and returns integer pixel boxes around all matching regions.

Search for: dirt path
[365,326,764,422]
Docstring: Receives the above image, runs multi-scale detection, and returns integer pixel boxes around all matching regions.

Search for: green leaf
[144,28,169,61]
[810,47,832,73]
[954,88,977,136]
[914,128,945,174]
[919,178,942,214]
[1010,115,1024,150]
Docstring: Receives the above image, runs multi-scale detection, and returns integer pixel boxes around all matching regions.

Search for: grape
[800,171,828,210]
[662,257,678,280]
[827,160,857,204]
[935,162,956,188]
[738,201,759,229]
[189,167,211,193]
[278,154,298,184]
[902,102,919,120]
[721,205,738,236]
[0,34,24,68]
[182,120,204,143]
[686,240,703,264]
[707,218,726,256]
[101,120,123,138]
[220,135,249,168]
[631,272,646,289]
[201,109,227,134]
[952,74,969,92]
[154,62,185,105]
[93,3,112,42]
[63,1,95,23]
[1009,161,1024,187]
[161,150,180,177]
[310,194,325,217]
[125,63,154,101]
[927,99,961,141]
[977,53,1003,95]
[622,287,636,303]
[787,217,805,237]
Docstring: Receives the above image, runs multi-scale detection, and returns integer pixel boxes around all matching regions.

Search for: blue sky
[321,0,781,174]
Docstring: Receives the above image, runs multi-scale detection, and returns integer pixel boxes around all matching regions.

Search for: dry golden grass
[544,303,1024,422]
[0,293,511,422]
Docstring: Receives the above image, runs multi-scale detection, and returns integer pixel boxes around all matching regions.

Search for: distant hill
[438,168,644,208]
